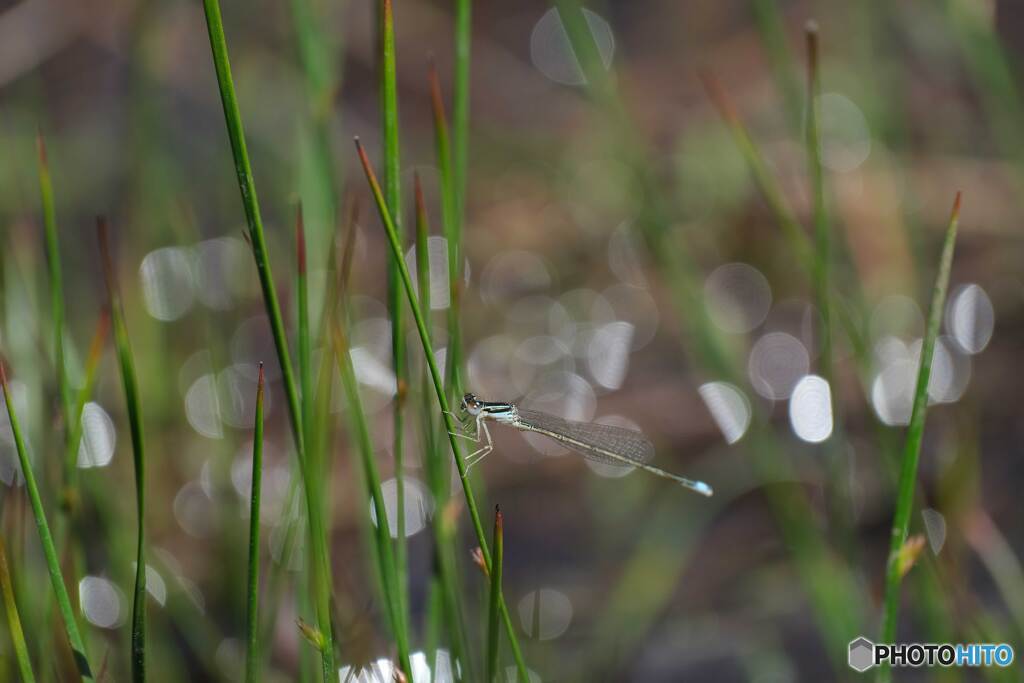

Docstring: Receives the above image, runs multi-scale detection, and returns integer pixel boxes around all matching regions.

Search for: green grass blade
[296,206,313,454]
[414,173,471,673]
[289,0,341,229]
[428,62,464,398]
[245,364,266,683]
[62,312,110,505]
[414,172,432,340]
[200,0,304,460]
[805,24,833,387]
[447,0,472,409]
[803,23,857,552]
[748,0,801,130]
[0,361,92,680]
[97,219,147,682]
[356,138,531,683]
[329,326,411,678]
[486,506,504,683]
[879,192,962,671]
[328,207,412,678]
[36,133,73,437]
[377,1,412,662]
[452,0,471,237]
[698,70,813,269]
[199,2,336,675]
[0,533,36,683]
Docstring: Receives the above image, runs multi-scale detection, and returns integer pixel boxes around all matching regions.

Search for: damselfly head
[461,393,483,416]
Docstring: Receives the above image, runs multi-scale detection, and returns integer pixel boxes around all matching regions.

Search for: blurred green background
[0,0,1022,681]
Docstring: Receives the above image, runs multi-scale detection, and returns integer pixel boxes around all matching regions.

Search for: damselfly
[449,393,713,496]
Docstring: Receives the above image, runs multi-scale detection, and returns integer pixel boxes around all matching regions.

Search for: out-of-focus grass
[3,1,1023,680]
[0,533,35,683]
[0,361,92,680]
[557,0,865,669]
[35,134,72,455]
[98,219,148,683]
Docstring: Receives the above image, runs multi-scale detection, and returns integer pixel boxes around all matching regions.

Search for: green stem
[245,364,265,683]
[356,139,531,683]
[415,174,471,673]
[330,324,412,677]
[62,314,110,499]
[97,219,147,682]
[36,133,73,438]
[378,0,411,658]
[0,362,91,680]
[199,2,336,675]
[428,62,463,399]
[878,193,961,680]
[0,533,36,683]
[486,507,504,683]
[453,0,471,237]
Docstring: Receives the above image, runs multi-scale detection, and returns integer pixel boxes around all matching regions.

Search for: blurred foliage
[0,0,1023,681]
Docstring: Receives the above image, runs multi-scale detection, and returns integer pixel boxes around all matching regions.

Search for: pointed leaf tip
[36,132,48,166]
[952,191,963,219]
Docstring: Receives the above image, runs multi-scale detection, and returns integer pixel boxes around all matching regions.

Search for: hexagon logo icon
[849,636,875,672]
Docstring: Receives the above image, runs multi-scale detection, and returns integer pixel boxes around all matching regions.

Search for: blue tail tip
[692,481,714,497]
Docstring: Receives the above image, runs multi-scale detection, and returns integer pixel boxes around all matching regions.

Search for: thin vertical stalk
[97,219,147,682]
[63,313,111,493]
[0,533,36,683]
[450,0,472,401]
[329,325,413,677]
[296,206,312,453]
[199,2,336,675]
[804,23,854,552]
[805,23,833,399]
[329,204,413,677]
[698,70,812,271]
[0,361,91,680]
[290,0,341,226]
[378,0,411,647]
[486,506,504,683]
[452,0,471,240]
[356,139,531,683]
[749,0,801,131]
[428,63,463,398]
[245,364,266,683]
[36,133,72,435]
[879,192,961,679]
[415,174,471,673]
[414,171,434,447]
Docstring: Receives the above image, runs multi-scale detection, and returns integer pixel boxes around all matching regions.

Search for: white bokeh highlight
[698,382,751,444]
[789,375,833,443]
[946,283,994,354]
[77,402,116,468]
[518,588,573,640]
[530,7,614,86]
